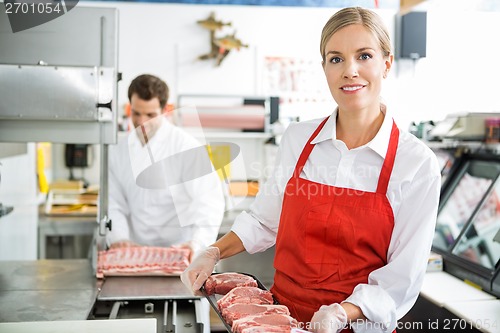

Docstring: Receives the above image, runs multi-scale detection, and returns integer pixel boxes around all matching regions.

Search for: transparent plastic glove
[310,303,348,333]
[180,246,220,295]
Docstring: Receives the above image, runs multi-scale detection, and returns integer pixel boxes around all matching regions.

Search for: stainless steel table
[0,259,98,322]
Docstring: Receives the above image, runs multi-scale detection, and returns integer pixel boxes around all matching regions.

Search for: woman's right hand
[180,246,220,295]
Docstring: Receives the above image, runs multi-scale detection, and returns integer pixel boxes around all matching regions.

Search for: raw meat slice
[217,286,274,311]
[96,246,190,278]
[222,303,290,325]
[232,313,298,333]
[204,272,258,295]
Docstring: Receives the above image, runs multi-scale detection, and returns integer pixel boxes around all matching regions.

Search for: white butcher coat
[107,118,225,253]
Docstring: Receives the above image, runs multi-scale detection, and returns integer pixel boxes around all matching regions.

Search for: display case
[431,148,457,187]
[432,151,500,297]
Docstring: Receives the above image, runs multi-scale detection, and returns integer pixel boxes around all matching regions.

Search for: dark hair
[128,74,169,108]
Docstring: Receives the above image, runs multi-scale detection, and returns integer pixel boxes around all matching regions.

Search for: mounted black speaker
[395,11,427,59]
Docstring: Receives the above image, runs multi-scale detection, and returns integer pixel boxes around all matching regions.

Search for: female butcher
[182,7,440,333]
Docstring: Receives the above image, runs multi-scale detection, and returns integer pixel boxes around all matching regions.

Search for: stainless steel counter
[0,260,208,333]
[0,259,98,322]
[0,318,157,333]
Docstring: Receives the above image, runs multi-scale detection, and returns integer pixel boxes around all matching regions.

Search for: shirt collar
[132,116,168,146]
[310,105,393,159]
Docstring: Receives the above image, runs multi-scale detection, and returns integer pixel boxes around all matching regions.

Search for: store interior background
[1,0,500,260]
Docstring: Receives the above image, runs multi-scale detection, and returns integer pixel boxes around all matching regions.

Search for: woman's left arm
[343,168,441,332]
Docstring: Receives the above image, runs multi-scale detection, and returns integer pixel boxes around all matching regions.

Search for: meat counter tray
[201,272,278,333]
[98,276,199,301]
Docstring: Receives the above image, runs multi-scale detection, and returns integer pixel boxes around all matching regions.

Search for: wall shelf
[185,130,271,140]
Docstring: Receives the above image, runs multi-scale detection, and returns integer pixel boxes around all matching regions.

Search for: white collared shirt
[231,107,441,332]
[107,119,225,253]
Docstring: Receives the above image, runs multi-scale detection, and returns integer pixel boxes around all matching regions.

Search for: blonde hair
[320,7,392,64]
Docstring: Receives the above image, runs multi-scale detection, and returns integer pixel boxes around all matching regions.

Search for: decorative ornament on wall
[196,12,248,67]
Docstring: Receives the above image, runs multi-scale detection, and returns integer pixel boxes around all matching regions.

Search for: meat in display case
[432,151,500,297]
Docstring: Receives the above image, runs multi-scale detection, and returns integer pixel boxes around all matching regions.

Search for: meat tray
[201,272,278,333]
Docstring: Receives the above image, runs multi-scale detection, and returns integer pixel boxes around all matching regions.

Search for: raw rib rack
[97,246,190,278]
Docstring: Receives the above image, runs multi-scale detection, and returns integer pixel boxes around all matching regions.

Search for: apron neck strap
[376,119,399,195]
[293,116,329,178]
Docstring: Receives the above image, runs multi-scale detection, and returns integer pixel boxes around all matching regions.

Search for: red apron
[271,116,399,331]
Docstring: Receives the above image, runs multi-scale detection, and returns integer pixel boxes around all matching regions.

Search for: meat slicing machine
[0,6,213,333]
[87,276,206,333]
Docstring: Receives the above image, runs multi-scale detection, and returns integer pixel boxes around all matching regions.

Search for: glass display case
[432,148,457,186]
[451,179,500,270]
[432,152,500,297]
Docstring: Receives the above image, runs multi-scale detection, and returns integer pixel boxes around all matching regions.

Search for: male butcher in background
[107,73,225,260]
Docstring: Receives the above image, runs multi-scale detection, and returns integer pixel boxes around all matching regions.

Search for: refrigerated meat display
[432,151,500,297]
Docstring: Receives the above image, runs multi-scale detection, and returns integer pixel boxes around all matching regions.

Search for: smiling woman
[181,6,441,333]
